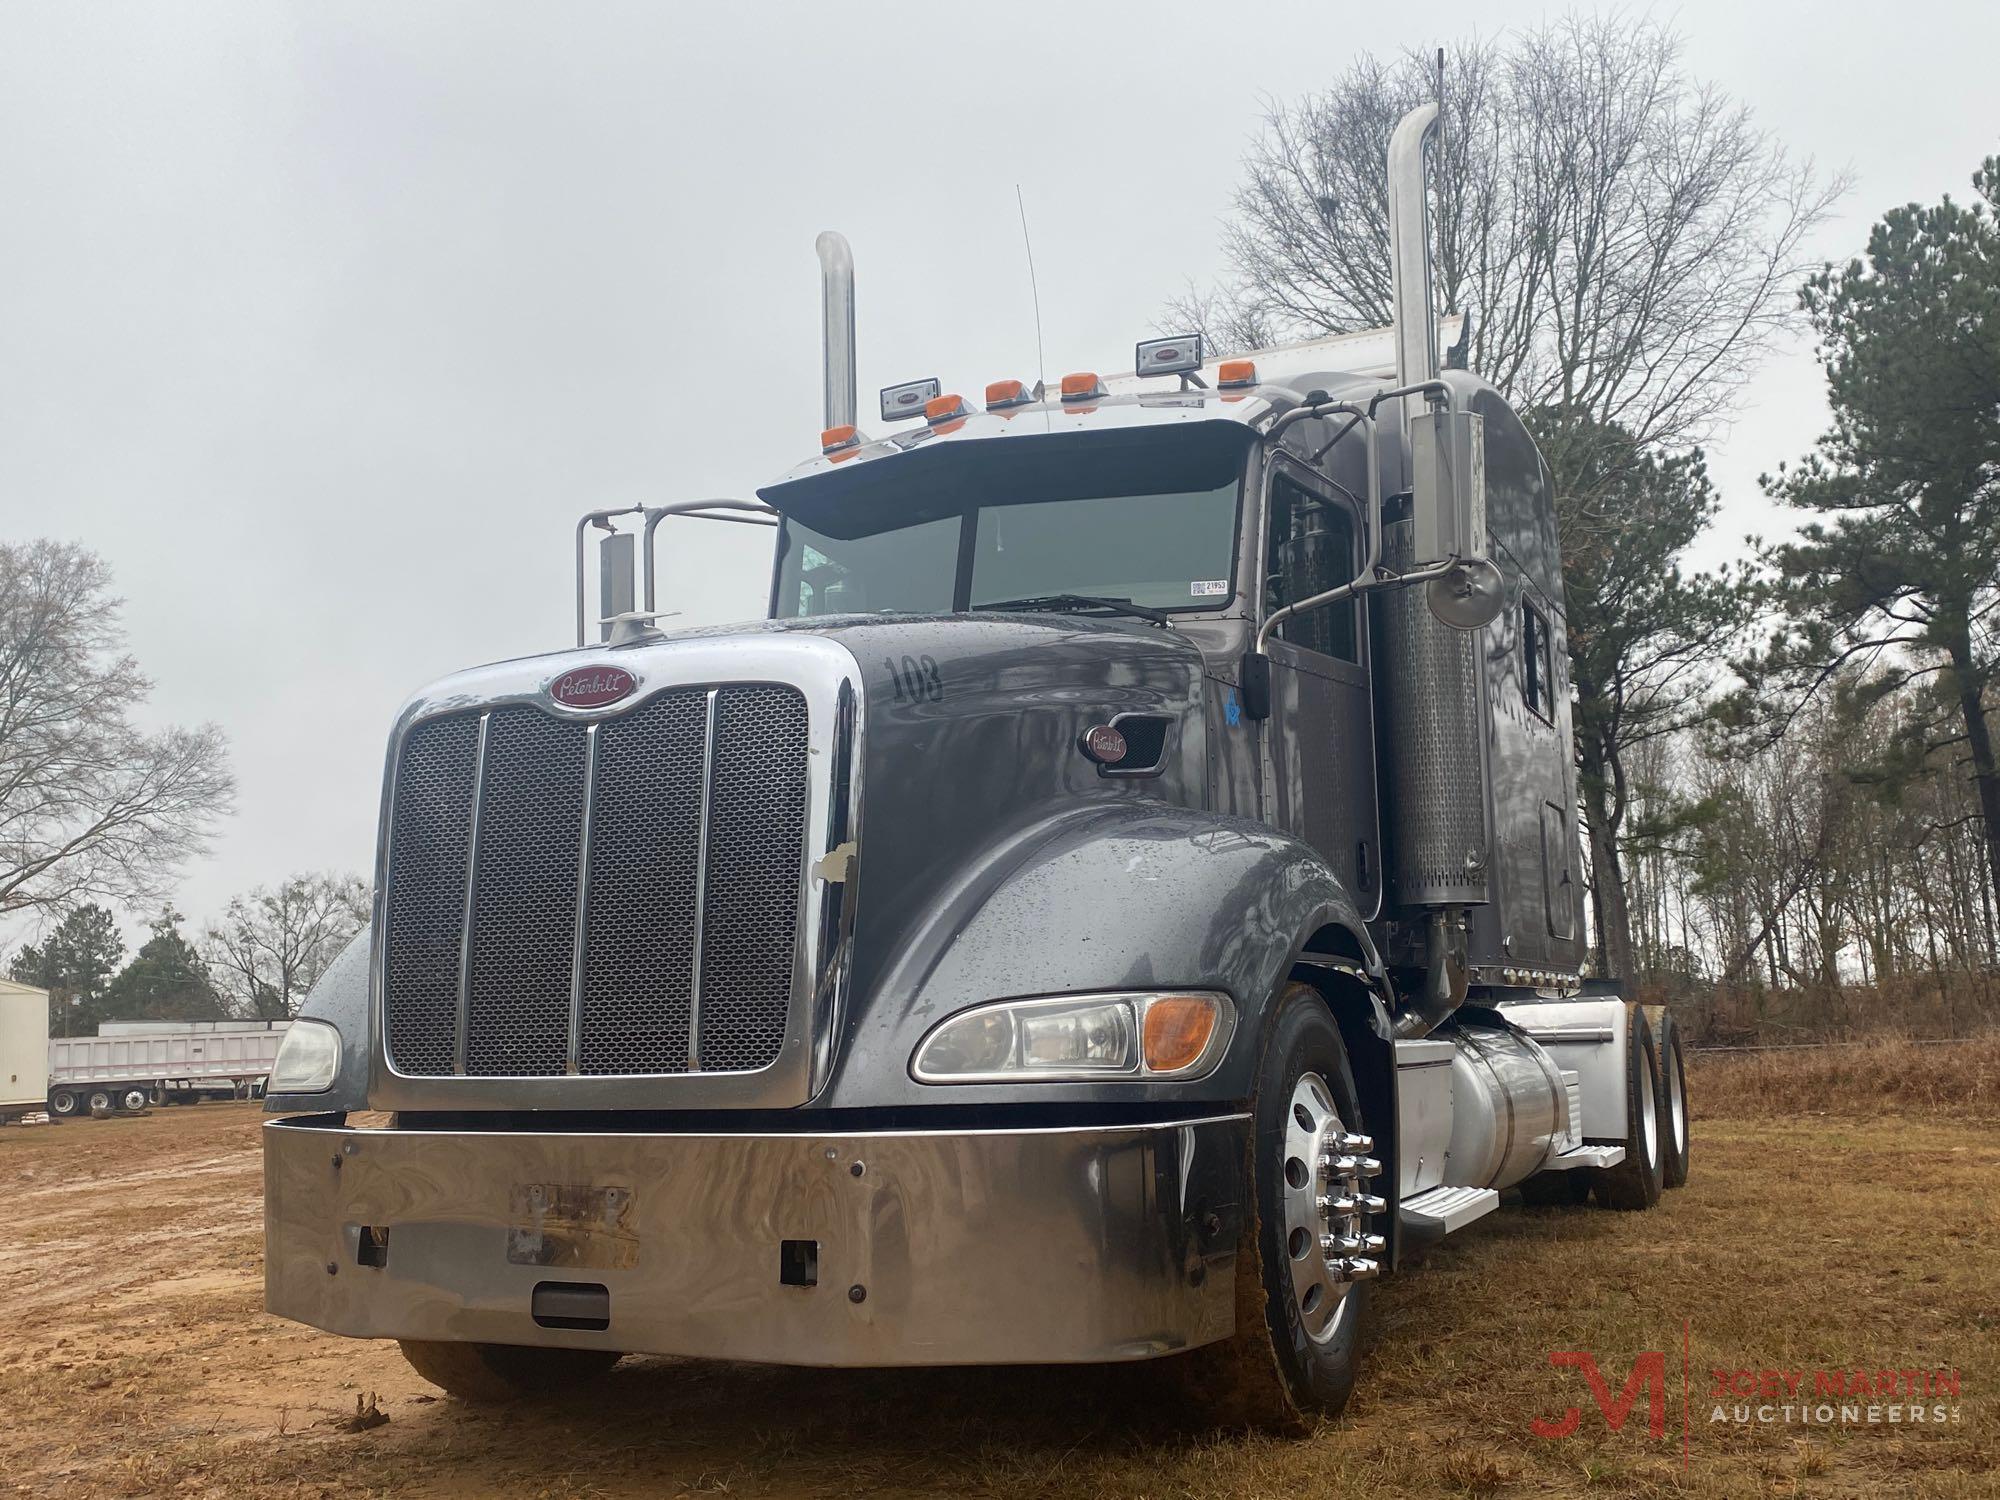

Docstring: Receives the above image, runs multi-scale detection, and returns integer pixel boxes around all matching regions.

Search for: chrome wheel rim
[1668,1045,1688,1161]
[1639,1044,1659,1168]
[1279,1072,1379,1344]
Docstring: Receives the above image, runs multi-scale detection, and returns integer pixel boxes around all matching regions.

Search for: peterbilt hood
[364,613,1209,1115]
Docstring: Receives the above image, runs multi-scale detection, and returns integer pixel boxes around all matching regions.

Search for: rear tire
[87,1089,114,1115]
[1656,1011,1689,1190]
[397,1340,623,1403]
[49,1089,79,1117]
[120,1088,149,1112]
[1594,1004,1664,1211]
[1179,983,1375,1432]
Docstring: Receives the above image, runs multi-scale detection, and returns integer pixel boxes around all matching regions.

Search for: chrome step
[1549,1143,1625,1169]
[1398,1184,1501,1236]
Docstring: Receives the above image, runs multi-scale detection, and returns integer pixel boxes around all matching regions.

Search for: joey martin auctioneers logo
[1531,1326,1964,1469]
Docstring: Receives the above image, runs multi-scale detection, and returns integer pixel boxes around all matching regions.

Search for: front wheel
[397,1340,623,1403]
[1185,982,1379,1431]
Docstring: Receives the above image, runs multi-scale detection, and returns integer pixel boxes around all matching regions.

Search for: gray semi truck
[261,105,1691,1429]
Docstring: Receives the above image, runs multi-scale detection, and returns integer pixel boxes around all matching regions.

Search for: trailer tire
[397,1340,623,1403]
[87,1089,114,1115]
[49,1089,79,1117]
[120,1088,149,1113]
[1594,1005,1664,1211]
[1656,1011,1689,1190]
[1175,982,1371,1433]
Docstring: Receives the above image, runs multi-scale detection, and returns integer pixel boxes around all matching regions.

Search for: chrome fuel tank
[1444,1023,1570,1190]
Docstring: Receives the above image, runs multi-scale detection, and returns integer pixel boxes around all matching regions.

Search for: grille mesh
[381,682,813,1080]
[465,708,585,1076]
[699,687,811,1070]
[580,689,706,1074]
[382,716,479,1075]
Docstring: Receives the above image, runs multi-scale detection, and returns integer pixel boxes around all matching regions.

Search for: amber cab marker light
[821,424,859,454]
[986,378,1031,409]
[1143,996,1221,1074]
[1060,371,1105,402]
[1216,359,1258,389]
[925,393,973,424]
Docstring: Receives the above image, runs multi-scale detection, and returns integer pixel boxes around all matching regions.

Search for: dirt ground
[1,1090,1994,1499]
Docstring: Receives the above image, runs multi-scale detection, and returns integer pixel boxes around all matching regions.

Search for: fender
[817,800,1385,1109]
[264,927,373,1114]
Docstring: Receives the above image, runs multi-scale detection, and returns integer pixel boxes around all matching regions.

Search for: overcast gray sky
[2,1,1994,948]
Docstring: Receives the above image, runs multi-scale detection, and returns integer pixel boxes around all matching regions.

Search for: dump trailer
[262,105,1692,1428]
[0,982,50,1125]
[48,1020,291,1117]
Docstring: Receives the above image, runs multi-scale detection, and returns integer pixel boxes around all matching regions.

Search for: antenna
[1015,184,1047,399]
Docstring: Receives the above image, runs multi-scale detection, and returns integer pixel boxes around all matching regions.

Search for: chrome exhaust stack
[1386,103,1441,394]
[815,230,857,432]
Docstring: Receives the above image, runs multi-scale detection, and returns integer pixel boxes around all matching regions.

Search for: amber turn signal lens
[1142,996,1220,1074]
[1216,359,1258,388]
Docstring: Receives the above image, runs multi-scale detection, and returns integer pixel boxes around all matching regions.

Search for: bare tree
[1173,16,1842,492]
[0,540,235,918]
[205,872,370,1019]
[1173,16,1840,977]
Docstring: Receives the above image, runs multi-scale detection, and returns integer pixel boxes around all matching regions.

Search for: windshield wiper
[972,593,1176,628]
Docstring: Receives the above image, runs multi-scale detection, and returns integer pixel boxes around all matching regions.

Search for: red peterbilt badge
[548,664,636,709]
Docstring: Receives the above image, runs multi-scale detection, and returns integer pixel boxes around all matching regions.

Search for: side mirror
[598,531,636,643]
[1239,652,1272,721]
[1410,405,1485,560]
[1410,405,1501,630]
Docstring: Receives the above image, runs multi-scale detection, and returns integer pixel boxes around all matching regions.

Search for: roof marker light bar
[1060,371,1106,402]
[1216,359,1258,388]
[1135,333,1203,378]
[985,378,1032,410]
[880,377,941,423]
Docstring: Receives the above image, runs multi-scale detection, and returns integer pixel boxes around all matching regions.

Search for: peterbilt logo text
[548,665,636,708]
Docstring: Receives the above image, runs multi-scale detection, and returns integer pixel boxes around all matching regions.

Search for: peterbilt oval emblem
[548,664,636,709]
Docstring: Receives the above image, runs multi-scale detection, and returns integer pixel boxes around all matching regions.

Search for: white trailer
[0,981,51,1125]
[46,1021,290,1118]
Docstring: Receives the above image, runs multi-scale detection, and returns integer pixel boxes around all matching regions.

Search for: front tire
[397,1340,623,1403]
[1189,982,1376,1431]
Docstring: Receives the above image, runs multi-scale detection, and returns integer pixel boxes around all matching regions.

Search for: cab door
[1259,464,1382,915]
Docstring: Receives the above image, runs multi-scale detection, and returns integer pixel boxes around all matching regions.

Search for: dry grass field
[2,1039,1995,1499]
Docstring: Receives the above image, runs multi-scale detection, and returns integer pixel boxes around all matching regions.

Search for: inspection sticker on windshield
[1191,579,1230,597]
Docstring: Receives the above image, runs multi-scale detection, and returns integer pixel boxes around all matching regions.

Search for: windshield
[767,427,1246,619]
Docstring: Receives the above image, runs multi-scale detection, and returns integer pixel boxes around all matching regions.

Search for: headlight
[912,992,1234,1083]
[270,1019,341,1093]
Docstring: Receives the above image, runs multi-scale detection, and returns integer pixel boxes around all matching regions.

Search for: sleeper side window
[1523,598,1554,722]
[1263,478,1359,663]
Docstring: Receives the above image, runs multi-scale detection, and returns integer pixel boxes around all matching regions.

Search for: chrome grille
[381,715,479,1076]
[465,708,585,1076]
[580,690,706,1074]
[697,686,811,1069]
[381,683,812,1079]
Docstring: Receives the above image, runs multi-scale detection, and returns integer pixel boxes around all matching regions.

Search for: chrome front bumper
[264,1112,1247,1366]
